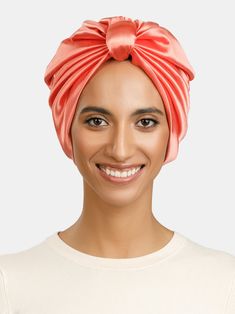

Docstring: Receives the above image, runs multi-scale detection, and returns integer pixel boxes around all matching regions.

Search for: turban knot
[44,16,195,165]
[106,18,136,61]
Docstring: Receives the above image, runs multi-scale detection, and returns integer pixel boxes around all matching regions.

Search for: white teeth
[100,166,141,178]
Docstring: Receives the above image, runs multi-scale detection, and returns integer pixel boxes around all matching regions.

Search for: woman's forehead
[78,61,164,106]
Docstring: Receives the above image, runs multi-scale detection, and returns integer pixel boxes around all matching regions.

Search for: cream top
[0,230,235,313]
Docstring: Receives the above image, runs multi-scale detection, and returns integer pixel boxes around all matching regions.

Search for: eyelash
[84,117,159,129]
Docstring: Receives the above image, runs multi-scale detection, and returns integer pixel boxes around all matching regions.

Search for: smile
[96,164,145,184]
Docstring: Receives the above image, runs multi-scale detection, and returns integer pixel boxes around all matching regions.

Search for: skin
[58,59,174,258]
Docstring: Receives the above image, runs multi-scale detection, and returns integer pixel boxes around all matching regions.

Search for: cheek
[71,129,96,175]
[140,128,169,157]
[72,127,102,160]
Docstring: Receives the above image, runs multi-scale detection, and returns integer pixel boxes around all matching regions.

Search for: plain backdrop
[0,0,234,255]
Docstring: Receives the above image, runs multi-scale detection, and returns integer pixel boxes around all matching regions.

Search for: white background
[0,0,234,255]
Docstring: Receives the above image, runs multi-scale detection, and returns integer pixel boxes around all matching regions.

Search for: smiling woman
[0,15,235,314]
[69,59,170,204]
[70,59,170,202]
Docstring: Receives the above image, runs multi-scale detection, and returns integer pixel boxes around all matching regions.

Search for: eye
[84,117,108,128]
[84,117,159,128]
[137,118,159,128]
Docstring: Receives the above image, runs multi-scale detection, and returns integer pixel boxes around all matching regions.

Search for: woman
[0,16,234,313]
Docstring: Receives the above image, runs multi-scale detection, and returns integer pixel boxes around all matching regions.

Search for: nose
[104,123,135,161]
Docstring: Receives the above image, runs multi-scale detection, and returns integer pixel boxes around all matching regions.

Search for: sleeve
[226,271,235,314]
[0,267,10,314]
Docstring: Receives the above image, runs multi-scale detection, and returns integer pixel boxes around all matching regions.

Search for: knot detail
[106,20,136,61]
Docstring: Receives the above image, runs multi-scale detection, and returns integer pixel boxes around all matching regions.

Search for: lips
[96,164,145,171]
[95,162,145,184]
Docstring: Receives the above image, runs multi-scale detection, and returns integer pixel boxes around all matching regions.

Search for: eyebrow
[79,106,164,117]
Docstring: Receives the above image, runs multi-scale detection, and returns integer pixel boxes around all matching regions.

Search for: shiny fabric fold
[44,16,195,164]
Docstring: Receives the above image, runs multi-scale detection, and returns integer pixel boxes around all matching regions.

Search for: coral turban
[44,16,195,165]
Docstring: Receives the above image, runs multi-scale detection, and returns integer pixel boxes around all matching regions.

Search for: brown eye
[84,117,159,128]
[84,117,108,127]
[137,118,159,128]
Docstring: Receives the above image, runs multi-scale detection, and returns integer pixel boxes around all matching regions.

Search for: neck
[58,181,173,258]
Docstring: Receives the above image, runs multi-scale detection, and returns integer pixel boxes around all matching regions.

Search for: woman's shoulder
[179,234,235,312]
[178,232,235,275]
[0,233,55,274]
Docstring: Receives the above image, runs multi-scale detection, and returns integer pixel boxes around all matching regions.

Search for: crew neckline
[45,230,188,270]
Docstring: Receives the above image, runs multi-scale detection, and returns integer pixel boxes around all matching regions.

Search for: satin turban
[44,16,195,165]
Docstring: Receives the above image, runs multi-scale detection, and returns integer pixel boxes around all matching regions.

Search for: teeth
[100,166,141,178]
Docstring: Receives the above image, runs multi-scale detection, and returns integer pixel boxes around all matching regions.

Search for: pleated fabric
[44,16,195,164]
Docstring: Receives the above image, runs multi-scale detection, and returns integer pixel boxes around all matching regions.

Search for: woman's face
[70,59,169,204]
